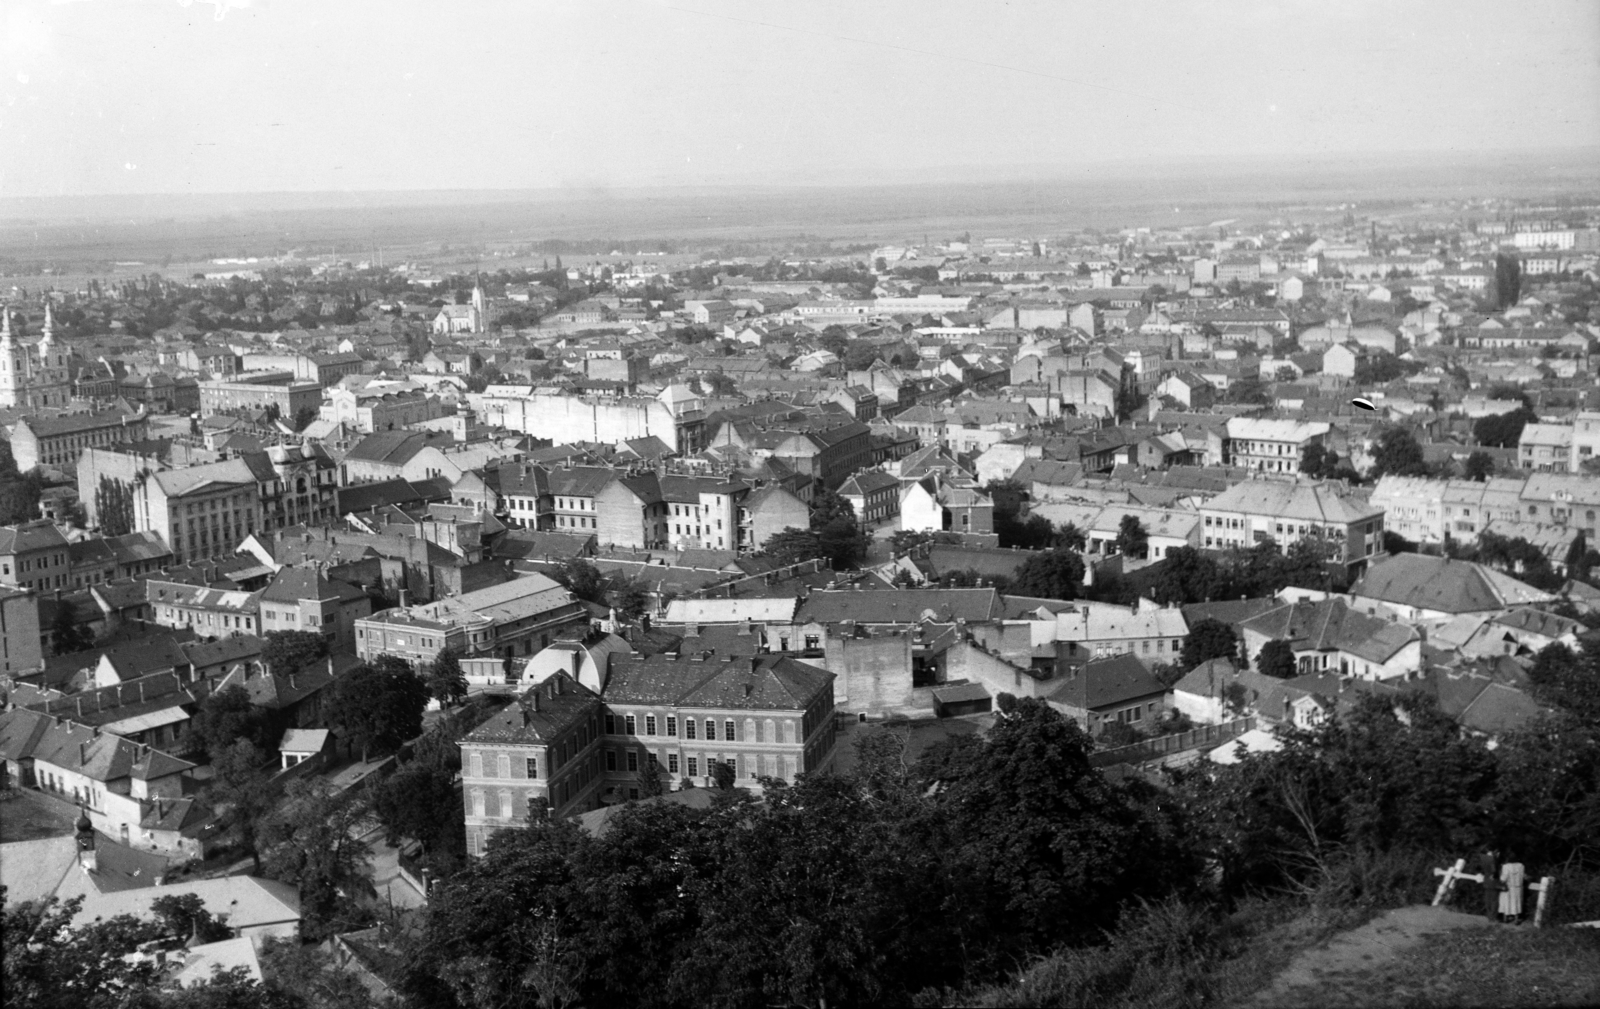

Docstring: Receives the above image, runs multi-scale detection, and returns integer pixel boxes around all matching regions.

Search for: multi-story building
[0,520,71,592]
[547,466,619,535]
[258,568,371,651]
[458,671,606,856]
[1200,478,1384,573]
[198,372,323,420]
[660,475,746,551]
[9,408,149,473]
[354,573,586,666]
[1519,423,1573,473]
[132,459,262,565]
[838,471,900,526]
[597,652,836,801]
[1223,418,1332,474]
[145,579,262,638]
[319,386,445,433]
[0,304,72,410]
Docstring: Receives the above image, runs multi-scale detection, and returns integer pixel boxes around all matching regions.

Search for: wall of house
[821,629,913,713]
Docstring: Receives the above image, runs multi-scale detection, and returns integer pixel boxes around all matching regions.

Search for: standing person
[1477,847,1501,922]
[1499,859,1526,924]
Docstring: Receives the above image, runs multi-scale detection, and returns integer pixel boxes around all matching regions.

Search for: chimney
[529,691,540,713]
[79,741,89,765]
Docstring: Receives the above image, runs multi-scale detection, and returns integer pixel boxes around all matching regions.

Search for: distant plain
[2,149,1597,281]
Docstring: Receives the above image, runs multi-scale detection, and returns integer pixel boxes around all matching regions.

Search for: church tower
[470,280,487,334]
[30,302,71,408]
[0,307,24,410]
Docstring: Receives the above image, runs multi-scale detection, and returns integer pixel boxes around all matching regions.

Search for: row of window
[606,712,796,744]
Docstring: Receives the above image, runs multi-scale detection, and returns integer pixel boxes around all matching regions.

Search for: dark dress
[1478,852,1500,921]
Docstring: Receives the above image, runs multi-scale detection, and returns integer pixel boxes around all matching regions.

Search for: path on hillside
[1236,904,1496,1008]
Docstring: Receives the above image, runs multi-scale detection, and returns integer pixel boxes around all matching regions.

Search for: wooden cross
[1431,858,1486,905]
[1528,876,1555,928]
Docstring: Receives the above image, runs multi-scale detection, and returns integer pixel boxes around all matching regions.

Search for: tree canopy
[324,656,430,762]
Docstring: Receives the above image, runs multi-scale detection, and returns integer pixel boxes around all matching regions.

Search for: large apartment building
[1223,418,1332,475]
[458,671,606,857]
[9,408,149,472]
[1201,478,1385,572]
[459,652,838,856]
[354,574,587,666]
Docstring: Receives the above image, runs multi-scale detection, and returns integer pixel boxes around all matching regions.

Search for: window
[497,754,510,778]
[705,719,716,741]
[526,757,538,779]
[725,720,736,741]
[626,751,638,772]
[645,715,656,736]
[605,750,617,771]
[668,753,679,773]
[666,716,677,737]
[471,789,486,817]
[687,757,698,777]
[625,714,637,735]
[470,753,483,777]
[605,714,616,734]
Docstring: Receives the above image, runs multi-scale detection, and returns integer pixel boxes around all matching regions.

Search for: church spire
[42,300,54,338]
[0,305,11,343]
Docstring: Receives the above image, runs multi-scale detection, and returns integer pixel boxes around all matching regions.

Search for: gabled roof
[1352,553,1555,613]
[461,672,601,745]
[0,520,70,555]
[1045,652,1167,709]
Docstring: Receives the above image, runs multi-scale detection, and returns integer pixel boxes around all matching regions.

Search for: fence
[1090,716,1257,767]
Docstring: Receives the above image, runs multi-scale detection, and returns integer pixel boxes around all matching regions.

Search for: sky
[2,0,1598,198]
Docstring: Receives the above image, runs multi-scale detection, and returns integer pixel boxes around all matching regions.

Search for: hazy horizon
[3,0,1596,201]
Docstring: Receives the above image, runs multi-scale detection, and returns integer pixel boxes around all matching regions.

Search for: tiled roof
[0,520,70,555]
[603,654,833,711]
[1352,553,1554,613]
[1045,652,1168,709]
[461,672,601,745]
[796,587,1001,624]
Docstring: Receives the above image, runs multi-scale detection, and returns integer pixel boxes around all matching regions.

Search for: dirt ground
[1237,904,1496,1008]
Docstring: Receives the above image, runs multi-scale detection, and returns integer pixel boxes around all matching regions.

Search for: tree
[1008,548,1085,601]
[1300,443,1334,479]
[555,558,607,603]
[764,526,823,566]
[95,475,136,537]
[291,405,319,431]
[208,739,275,871]
[1464,450,1496,482]
[1566,531,1589,576]
[149,893,232,944]
[1473,404,1539,449]
[51,604,93,655]
[426,647,467,707]
[261,630,330,678]
[188,684,275,759]
[637,757,665,797]
[809,488,867,569]
[1115,514,1148,560]
[1180,618,1237,671]
[1494,252,1522,309]
[1257,639,1297,679]
[1527,642,1600,726]
[1153,545,1220,605]
[260,779,376,941]
[1369,426,1429,478]
[373,760,462,856]
[709,759,736,790]
[888,528,935,556]
[1056,521,1088,552]
[3,895,164,1008]
[324,656,430,762]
